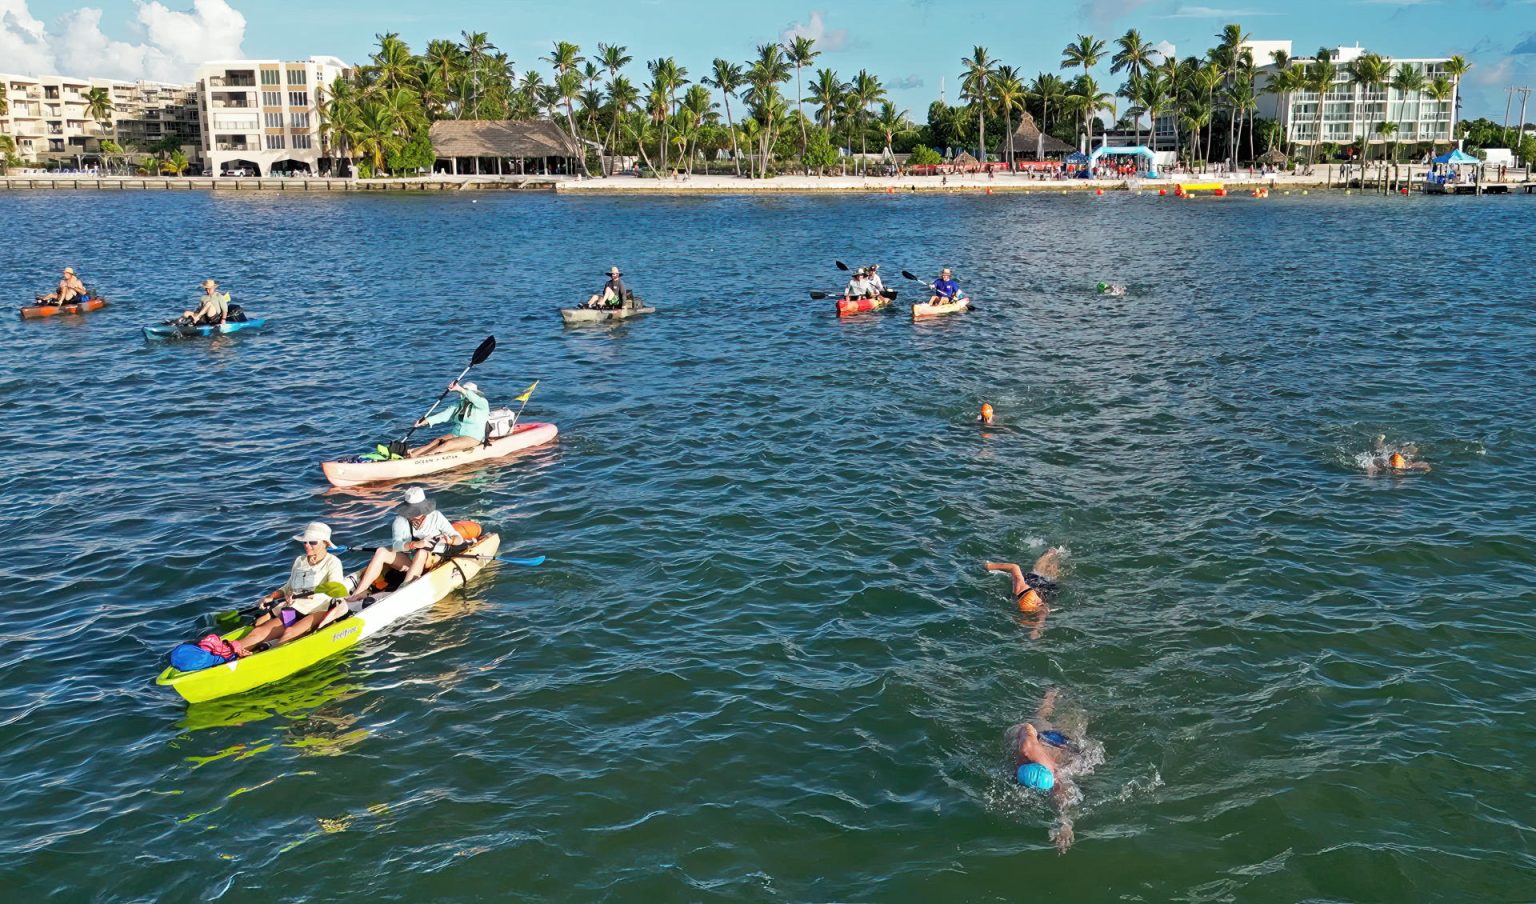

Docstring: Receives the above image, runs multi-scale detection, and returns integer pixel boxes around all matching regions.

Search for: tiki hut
[429,120,583,175]
[952,151,981,172]
[995,111,1075,161]
[1257,147,1288,167]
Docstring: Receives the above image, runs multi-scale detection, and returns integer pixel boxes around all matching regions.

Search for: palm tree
[848,69,885,174]
[1425,76,1455,148]
[1028,72,1067,157]
[992,65,1026,165]
[321,76,362,173]
[84,86,114,147]
[961,46,996,163]
[783,36,819,159]
[545,42,590,175]
[0,83,8,118]
[646,57,688,172]
[745,45,788,177]
[1390,64,1426,155]
[1348,52,1391,175]
[1226,76,1257,164]
[597,43,633,173]
[1112,28,1154,143]
[1135,70,1171,153]
[809,68,846,133]
[1060,34,1106,148]
[160,149,189,176]
[872,101,911,155]
[704,59,747,176]
[371,33,419,93]
[1442,55,1470,128]
[1305,49,1338,166]
[1067,75,1113,152]
[457,32,496,118]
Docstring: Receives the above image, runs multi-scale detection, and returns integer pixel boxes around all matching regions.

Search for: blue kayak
[142,318,266,340]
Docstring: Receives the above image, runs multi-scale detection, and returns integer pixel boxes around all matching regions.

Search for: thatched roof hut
[1257,147,1288,166]
[429,120,581,158]
[995,111,1074,158]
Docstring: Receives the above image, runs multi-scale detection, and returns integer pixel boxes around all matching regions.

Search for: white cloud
[1161,5,1276,16]
[0,0,53,74]
[1150,40,1177,63]
[890,74,924,90]
[780,11,848,52]
[0,0,244,81]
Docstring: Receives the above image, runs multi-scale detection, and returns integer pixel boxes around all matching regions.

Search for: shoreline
[3,165,1528,195]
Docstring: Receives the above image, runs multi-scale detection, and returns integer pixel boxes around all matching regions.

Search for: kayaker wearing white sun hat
[234,522,349,654]
[406,380,491,458]
[345,488,465,603]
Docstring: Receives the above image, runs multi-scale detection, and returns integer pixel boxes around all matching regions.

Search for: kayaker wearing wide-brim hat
[181,278,230,325]
[845,268,875,300]
[235,522,349,654]
[408,380,492,459]
[929,268,959,305]
[38,266,87,305]
[345,488,465,603]
[587,266,627,309]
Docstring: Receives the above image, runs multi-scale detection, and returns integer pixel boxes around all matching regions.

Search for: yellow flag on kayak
[514,381,538,403]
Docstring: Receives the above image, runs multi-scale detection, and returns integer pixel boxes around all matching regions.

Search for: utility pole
[1517,86,1533,174]
[1503,85,1515,147]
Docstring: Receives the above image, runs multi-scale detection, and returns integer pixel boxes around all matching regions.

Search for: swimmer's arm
[1035,687,1059,720]
[1026,607,1049,641]
[985,561,1028,597]
[1408,462,1431,472]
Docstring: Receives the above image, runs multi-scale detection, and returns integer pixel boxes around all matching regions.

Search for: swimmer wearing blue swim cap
[1017,762,1055,790]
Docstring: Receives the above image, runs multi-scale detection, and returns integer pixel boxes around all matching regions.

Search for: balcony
[209,75,257,87]
[216,142,253,152]
[211,100,253,109]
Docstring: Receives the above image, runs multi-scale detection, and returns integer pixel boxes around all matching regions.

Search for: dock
[0,175,561,192]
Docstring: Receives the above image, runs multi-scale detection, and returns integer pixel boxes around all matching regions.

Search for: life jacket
[452,520,482,541]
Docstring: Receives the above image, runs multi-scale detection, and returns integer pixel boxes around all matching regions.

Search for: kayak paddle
[396,335,496,450]
[461,553,546,567]
[836,260,850,271]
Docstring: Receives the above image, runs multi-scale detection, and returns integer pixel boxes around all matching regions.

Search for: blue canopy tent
[1064,151,1090,164]
[1431,149,1480,165]
[1088,145,1159,178]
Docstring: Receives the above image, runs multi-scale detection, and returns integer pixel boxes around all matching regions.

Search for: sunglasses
[302,539,326,546]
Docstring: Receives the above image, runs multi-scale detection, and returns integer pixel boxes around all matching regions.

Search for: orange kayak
[20,297,109,319]
[836,295,893,316]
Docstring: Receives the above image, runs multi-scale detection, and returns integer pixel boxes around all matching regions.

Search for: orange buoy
[1158,188,1167,196]
[1214,188,1226,197]
[986,187,992,195]
[1095,188,1104,196]
[887,187,894,194]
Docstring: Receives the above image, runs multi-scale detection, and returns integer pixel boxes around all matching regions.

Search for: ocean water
[2,187,1533,900]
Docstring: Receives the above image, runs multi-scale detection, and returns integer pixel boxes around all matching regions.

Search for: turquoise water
[2,188,1534,899]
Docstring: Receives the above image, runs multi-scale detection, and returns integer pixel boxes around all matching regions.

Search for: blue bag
[168,643,229,673]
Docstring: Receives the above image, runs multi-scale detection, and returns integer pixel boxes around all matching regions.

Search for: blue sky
[13,0,1536,121]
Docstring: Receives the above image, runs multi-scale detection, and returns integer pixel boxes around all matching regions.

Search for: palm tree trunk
[796,68,807,159]
[724,97,741,177]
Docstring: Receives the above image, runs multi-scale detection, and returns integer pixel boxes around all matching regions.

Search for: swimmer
[985,547,1064,639]
[1371,434,1431,473]
[1096,282,1127,297]
[978,403,995,425]
[1007,687,1087,852]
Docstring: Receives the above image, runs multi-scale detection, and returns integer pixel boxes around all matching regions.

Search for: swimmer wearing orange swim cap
[979,403,994,425]
[1389,452,1407,469]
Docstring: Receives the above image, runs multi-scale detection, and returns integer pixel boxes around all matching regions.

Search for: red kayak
[20,297,109,319]
[836,294,894,316]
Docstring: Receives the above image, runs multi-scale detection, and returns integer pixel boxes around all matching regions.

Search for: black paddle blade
[470,335,496,365]
[901,270,921,282]
[835,260,850,271]
[809,291,829,299]
[881,289,898,299]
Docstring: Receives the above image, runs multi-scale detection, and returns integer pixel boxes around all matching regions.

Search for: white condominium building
[1253,42,1456,148]
[196,56,350,175]
[1,73,201,164]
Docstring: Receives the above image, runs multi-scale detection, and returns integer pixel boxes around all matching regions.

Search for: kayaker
[408,381,491,458]
[929,268,960,304]
[985,546,1064,639]
[180,279,230,325]
[1006,687,1091,852]
[37,267,87,305]
[586,266,627,309]
[345,488,466,602]
[234,522,349,653]
[844,268,876,299]
[866,264,886,294]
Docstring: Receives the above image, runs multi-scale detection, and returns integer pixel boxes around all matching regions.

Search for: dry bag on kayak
[486,408,516,439]
[168,642,230,672]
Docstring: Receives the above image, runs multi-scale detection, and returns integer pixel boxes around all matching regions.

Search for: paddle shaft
[399,336,496,445]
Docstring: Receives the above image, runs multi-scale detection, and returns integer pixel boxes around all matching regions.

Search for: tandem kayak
[560,304,657,325]
[837,294,894,316]
[320,421,558,488]
[912,297,971,320]
[19,296,109,319]
[156,532,501,703]
[143,318,266,340]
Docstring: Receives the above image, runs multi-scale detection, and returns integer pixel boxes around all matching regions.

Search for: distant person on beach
[929,268,960,305]
[1007,687,1091,853]
[586,266,626,309]
[985,547,1064,639]
[1370,434,1431,474]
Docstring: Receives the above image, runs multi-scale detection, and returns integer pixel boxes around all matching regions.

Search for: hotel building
[1252,42,1456,149]
[195,56,350,175]
[1,73,201,165]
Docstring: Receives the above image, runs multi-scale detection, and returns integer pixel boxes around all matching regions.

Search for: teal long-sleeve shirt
[423,387,489,439]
